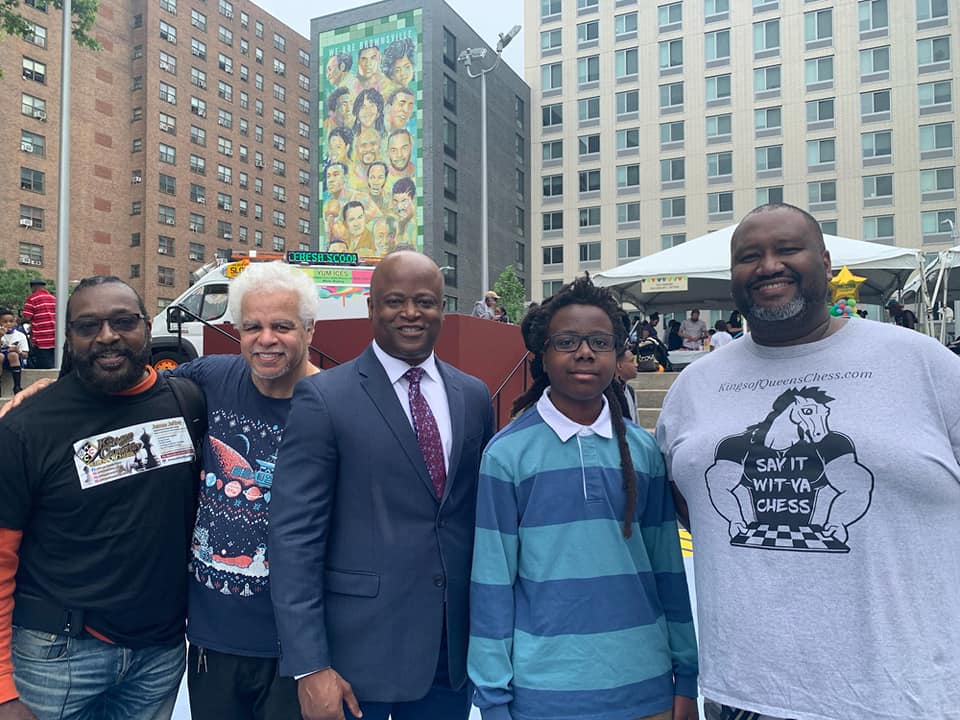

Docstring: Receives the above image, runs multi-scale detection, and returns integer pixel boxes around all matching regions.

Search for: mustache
[747,270,802,291]
[89,347,136,361]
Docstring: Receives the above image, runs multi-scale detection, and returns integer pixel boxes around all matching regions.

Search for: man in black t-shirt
[886,300,918,330]
[0,277,201,720]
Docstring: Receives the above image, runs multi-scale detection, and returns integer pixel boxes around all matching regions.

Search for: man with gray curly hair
[173,261,321,718]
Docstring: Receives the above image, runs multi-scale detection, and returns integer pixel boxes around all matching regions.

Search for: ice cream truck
[150,249,374,370]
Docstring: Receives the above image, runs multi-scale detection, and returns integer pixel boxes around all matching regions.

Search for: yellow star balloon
[829,265,867,303]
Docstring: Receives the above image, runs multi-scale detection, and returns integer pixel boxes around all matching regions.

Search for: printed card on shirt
[73,417,195,489]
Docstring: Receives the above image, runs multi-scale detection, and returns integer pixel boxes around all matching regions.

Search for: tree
[0,262,56,313]
[493,265,526,325]
[1,0,100,73]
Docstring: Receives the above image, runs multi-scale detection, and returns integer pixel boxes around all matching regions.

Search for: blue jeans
[12,627,185,720]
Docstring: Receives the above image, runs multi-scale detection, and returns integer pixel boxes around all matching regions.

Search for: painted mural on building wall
[318,9,423,256]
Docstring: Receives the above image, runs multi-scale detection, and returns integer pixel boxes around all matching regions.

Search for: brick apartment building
[0,0,312,313]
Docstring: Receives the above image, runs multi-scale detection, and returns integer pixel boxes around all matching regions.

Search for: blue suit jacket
[269,345,494,701]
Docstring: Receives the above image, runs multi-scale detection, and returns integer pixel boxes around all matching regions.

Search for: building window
[658,2,682,28]
[807,97,835,126]
[543,245,563,267]
[25,22,46,48]
[661,197,685,221]
[662,233,686,249]
[808,180,837,205]
[660,121,684,145]
[804,9,833,45]
[917,0,949,21]
[578,207,601,229]
[542,62,562,91]
[577,20,598,45]
[578,169,600,194]
[541,0,561,19]
[754,107,780,132]
[543,211,564,232]
[864,215,895,243]
[19,167,44,193]
[708,191,734,216]
[130,233,141,247]
[191,9,206,30]
[218,25,233,46]
[807,138,836,168]
[617,202,641,226]
[542,280,563,299]
[189,242,205,261]
[659,38,683,70]
[756,145,783,171]
[543,140,563,161]
[616,128,640,151]
[860,46,889,78]
[579,242,601,264]
[861,89,891,118]
[542,103,562,128]
[577,0,598,11]
[756,186,783,205]
[443,208,457,244]
[443,164,457,200]
[159,20,176,43]
[704,30,729,63]
[20,130,45,157]
[159,51,176,74]
[918,36,951,69]
[660,157,685,186]
[158,267,175,286]
[805,56,834,87]
[543,174,563,198]
[443,75,456,112]
[159,142,176,164]
[577,96,600,122]
[754,65,781,95]
[753,19,780,55]
[706,74,731,102]
[615,48,638,79]
[19,205,44,229]
[705,0,728,18]
[159,81,176,104]
[616,164,640,189]
[21,93,46,120]
[660,82,683,111]
[863,174,893,202]
[443,27,457,68]
[616,90,638,117]
[919,122,953,153]
[130,264,140,278]
[578,134,600,157]
[921,209,956,240]
[158,235,175,256]
[160,0,176,14]
[577,55,599,85]
[192,38,207,60]
[158,205,175,225]
[859,0,888,33]
[707,151,732,180]
[862,130,892,160]
[21,57,46,84]
[920,167,954,195]
[616,11,638,37]
[919,80,952,112]
[158,173,176,195]
[442,253,458,288]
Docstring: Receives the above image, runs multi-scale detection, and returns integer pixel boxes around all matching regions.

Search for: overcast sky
[254,0,525,75]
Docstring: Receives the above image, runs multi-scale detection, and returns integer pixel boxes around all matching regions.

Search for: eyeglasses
[68,314,146,338]
[545,333,617,353]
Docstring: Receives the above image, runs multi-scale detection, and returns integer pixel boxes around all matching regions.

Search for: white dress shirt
[372,340,453,473]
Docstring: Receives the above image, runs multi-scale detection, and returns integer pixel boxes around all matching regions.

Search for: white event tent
[593,224,923,312]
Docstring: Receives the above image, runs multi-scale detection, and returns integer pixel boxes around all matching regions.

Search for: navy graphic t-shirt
[173,355,289,657]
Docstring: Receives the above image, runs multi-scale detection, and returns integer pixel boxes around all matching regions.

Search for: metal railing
[167,305,342,368]
[491,351,531,430]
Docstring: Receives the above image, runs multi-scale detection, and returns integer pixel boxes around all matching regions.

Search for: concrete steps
[0,368,59,401]
[629,372,681,432]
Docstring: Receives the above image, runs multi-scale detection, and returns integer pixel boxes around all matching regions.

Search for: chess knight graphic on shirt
[706,386,874,553]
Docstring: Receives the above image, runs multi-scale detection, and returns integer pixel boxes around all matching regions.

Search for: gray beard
[748,295,806,322]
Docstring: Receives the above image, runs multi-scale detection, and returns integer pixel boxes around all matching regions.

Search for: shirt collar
[537,389,613,442]
[372,339,441,386]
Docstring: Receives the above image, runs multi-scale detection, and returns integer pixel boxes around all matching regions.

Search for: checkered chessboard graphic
[731,524,850,553]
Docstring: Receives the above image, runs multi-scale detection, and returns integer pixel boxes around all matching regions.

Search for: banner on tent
[641,275,688,293]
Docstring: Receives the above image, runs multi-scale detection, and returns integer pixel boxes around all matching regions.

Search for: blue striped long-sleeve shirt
[468,396,697,720]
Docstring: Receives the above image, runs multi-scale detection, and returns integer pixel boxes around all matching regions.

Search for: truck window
[200,285,229,321]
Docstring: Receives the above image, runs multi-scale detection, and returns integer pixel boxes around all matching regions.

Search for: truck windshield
[179,284,228,321]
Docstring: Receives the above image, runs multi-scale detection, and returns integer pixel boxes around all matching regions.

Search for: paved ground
[172,555,699,719]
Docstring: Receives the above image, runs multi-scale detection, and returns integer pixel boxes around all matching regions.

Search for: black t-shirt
[0,372,199,647]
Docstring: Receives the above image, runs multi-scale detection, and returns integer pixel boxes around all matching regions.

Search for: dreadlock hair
[511,274,638,538]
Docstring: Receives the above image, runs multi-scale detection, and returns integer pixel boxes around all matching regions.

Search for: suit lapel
[438,361,465,505]
[357,346,438,502]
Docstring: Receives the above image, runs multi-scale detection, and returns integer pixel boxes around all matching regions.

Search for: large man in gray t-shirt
[657,203,960,720]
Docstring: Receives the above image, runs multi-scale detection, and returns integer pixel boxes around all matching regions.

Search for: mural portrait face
[392,189,414,221]
[358,47,381,80]
[367,164,387,196]
[328,134,349,164]
[373,218,390,249]
[326,55,344,86]
[388,131,412,173]
[335,91,355,127]
[390,56,414,87]
[357,128,381,167]
[325,164,345,195]
[345,204,366,238]
[357,96,381,130]
[388,90,414,130]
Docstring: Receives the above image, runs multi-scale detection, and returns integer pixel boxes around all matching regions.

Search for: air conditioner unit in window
[224,10,233,18]
[133,176,143,184]
[197,197,206,204]
[277,69,285,77]
[164,218,176,225]
[223,204,232,211]
[160,61,172,71]
[255,160,264,168]
[198,109,207,117]
[34,109,46,121]
[190,224,200,232]
[222,232,232,239]
[160,123,171,132]
[19,218,33,228]
[199,80,207,89]
[21,141,33,153]
[19,255,41,266]
[218,119,227,126]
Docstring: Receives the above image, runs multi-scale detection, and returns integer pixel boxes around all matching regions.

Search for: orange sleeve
[0,529,22,703]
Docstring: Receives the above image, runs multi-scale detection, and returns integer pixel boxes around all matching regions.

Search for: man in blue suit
[269,251,494,720]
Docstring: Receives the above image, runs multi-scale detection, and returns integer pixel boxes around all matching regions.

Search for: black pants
[31,347,55,369]
[187,645,302,720]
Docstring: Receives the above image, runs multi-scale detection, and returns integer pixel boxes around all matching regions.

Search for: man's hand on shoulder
[298,668,362,720]
[672,695,698,720]
[0,699,39,720]
[0,378,54,419]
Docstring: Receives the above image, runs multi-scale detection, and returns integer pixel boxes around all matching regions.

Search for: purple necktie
[404,367,446,500]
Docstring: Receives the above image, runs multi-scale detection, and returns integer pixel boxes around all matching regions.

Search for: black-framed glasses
[68,314,146,338]
[545,333,617,353]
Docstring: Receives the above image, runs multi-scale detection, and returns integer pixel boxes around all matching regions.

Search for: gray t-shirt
[657,319,960,720]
